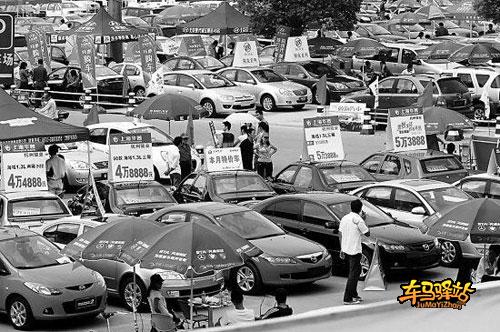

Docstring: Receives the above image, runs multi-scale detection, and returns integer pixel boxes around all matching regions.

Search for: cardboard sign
[108,133,154,182]
[1,142,47,192]
[388,106,427,152]
[205,148,243,172]
[177,35,207,57]
[77,35,97,89]
[284,36,311,62]
[232,41,259,67]
[303,115,345,161]
[139,35,157,85]
[330,102,366,119]
[274,25,290,62]
[0,13,14,86]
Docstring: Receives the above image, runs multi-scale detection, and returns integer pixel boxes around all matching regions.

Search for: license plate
[76,298,95,309]
[298,97,307,102]
[164,290,180,298]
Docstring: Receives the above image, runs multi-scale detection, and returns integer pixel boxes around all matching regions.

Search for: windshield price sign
[303,115,345,161]
[388,107,427,152]
[108,133,154,182]
[1,142,47,192]
[205,148,243,172]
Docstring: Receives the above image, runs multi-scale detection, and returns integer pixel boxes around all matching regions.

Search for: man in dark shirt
[178,133,192,179]
[260,288,293,320]
[239,127,254,170]
[486,24,496,34]
[435,22,449,37]
[32,59,49,106]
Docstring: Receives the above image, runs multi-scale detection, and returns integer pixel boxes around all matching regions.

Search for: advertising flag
[76,35,96,89]
[26,29,51,72]
[274,25,290,62]
[283,36,311,62]
[139,35,157,85]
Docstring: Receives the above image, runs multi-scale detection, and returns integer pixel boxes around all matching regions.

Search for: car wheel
[120,276,147,312]
[359,247,373,281]
[261,94,276,112]
[134,87,146,102]
[201,99,216,117]
[8,296,34,330]
[440,240,461,267]
[473,105,486,120]
[232,263,262,295]
[293,104,305,111]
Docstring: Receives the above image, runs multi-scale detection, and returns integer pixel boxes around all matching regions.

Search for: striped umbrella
[415,5,447,20]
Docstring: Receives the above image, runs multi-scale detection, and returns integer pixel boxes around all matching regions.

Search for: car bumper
[275,93,312,107]
[216,100,256,114]
[162,274,224,298]
[381,248,442,271]
[66,168,108,187]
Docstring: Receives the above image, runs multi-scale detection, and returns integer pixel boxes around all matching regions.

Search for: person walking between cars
[32,59,48,107]
[240,126,255,170]
[339,199,370,305]
[165,137,182,187]
[46,144,66,197]
[179,133,192,180]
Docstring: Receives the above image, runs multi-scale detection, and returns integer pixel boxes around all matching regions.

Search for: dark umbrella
[423,106,474,135]
[389,12,428,26]
[307,37,343,56]
[335,38,388,58]
[448,44,500,65]
[418,41,466,61]
[415,5,447,20]
[129,93,208,120]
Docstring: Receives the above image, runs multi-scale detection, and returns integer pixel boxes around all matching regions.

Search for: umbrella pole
[189,267,194,330]
[133,265,139,332]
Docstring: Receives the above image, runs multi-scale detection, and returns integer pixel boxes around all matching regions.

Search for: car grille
[66,283,93,291]
[282,266,330,280]
[62,296,102,314]
[293,89,308,96]
[296,252,323,264]
[93,161,108,169]
[178,284,222,298]
[233,103,255,110]
[408,241,436,252]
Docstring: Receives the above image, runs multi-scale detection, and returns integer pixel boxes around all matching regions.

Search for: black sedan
[173,170,276,205]
[68,180,177,217]
[271,161,377,194]
[163,55,226,72]
[253,193,441,279]
[268,61,366,103]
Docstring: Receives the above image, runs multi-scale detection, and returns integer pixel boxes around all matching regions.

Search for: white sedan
[217,67,312,111]
[110,62,147,99]
[146,70,256,116]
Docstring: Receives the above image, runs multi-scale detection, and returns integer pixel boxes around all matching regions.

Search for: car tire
[293,104,305,111]
[134,87,146,102]
[232,263,262,295]
[359,246,373,281]
[473,104,486,120]
[8,296,34,331]
[261,94,276,112]
[120,276,147,312]
[201,99,216,117]
[440,240,461,267]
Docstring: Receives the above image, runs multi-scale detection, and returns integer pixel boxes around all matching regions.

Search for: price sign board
[283,36,311,62]
[108,133,154,182]
[388,107,427,152]
[205,148,242,172]
[1,141,47,192]
[303,115,344,162]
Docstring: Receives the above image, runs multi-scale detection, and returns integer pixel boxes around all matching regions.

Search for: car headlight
[68,160,91,170]
[24,282,62,296]
[93,271,106,288]
[328,82,348,91]
[159,270,186,280]
[278,88,293,96]
[380,243,407,252]
[261,253,297,264]
[221,95,234,101]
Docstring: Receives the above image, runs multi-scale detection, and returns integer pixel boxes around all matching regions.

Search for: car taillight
[436,96,446,106]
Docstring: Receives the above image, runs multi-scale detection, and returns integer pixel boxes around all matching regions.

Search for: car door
[260,199,302,233]
[184,174,208,202]
[292,166,314,192]
[47,67,67,92]
[393,188,428,227]
[174,174,196,203]
[271,165,299,194]
[377,77,398,110]
[160,73,178,94]
[301,201,340,255]
[176,74,203,101]
[235,69,261,98]
[124,64,141,87]
[376,154,402,181]
[43,222,81,247]
[457,179,488,198]
[394,78,420,107]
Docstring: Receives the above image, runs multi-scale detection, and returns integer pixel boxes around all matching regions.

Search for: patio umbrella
[448,43,500,64]
[423,106,474,135]
[415,5,447,20]
[158,5,210,21]
[390,12,428,26]
[418,40,466,60]
[387,0,422,10]
[129,93,208,121]
[335,38,388,58]
[307,37,343,56]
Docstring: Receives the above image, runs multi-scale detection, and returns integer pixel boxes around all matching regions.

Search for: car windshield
[8,198,70,220]
[302,62,341,78]
[420,157,464,174]
[251,69,285,83]
[216,211,284,240]
[194,73,234,88]
[437,79,469,94]
[213,175,271,195]
[129,126,173,145]
[0,235,71,269]
[95,66,119,78]
[319,165,374,185]
[329,200,393,227]
[419,187,470,211]
[196,56,224,69]
[115,185,174,206]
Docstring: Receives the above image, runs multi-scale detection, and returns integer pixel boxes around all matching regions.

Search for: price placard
[205,148,243,172]
[1,142,47,192]
[303,115,345,162]
[388,107,427,152]
[108,133,154,182]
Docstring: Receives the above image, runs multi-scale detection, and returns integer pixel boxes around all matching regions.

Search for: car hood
[218,191,276,203]
[19,262,98,288]
[370,222,434,245]
[250,234,324,257]
[60,148,108,164]
[213,86,253,99]
[262,80,307,91]
[333,180,377,193]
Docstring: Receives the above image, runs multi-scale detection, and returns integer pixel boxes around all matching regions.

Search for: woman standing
[147,274,180,330]
[19,62,30,89]
[254,134,277,179]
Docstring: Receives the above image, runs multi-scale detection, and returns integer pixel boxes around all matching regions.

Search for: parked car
[148,203,332,294]
[454,173,500,199]
[270,160,376,194]
[268,61,366,104]
[110,62,147,99]
[217,67,312,111]
[253,193,441,279]
[0,228,107,330]
[145,70,256,115]
[163,56,226,72]
[70,0,100,13]
[173,170,276,204]
[41,2,84,17]
[360,150,468,183]
[355,23,406,42]
[37,217,224,311]
[123,16,160,34]
[15,45,68,66]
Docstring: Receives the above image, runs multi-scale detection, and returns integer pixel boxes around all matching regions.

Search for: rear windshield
[437,79,468,94]
[420,157,464,174]
[8,198,70,220]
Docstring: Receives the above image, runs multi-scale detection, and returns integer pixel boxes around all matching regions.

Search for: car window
[276,165,298,184]
[319,165,374,185]
[420,157,463,173]
[362,154,383,173]
[396,79,418,94]
[214,175,270,194]
[419,187,470,211]
[178,74,199,88]
[51,47,65,59]
[459,180,487,198]
[394,189,423,212]
[272,64,288,75]
[49,67,66,80]
[177,59,196,70]
[89,128,107,144]
[476,74,490,88]
[364,186,393,209]
[437,78,469,94]
[489,182,500,199]
[163,74,177,86]
[236,70,255,84]
[191,175,206,195]
[125,65,139,76]
[111,64,124,74]
[158,211,188,224]
[219,69,236,81]
[386,48,399,63]
[378,78,396,93]
[163,59,178,70]
[273,200,300,220]
[293,167,313,188]
[401,49,416,63]
[491,75,500,89]
[191,213,213,224]
[288,65,306,77]
[380,155,401,175]
[302,202,333,226]
[43,223,80,245]
[260,202,275,216]
[457,73,474,88]
[180,175,196,193]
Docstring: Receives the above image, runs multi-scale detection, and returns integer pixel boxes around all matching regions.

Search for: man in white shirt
[164,137,182,186]
[219,290,255,326]
[339,199,370,305]
[37,92,58,120]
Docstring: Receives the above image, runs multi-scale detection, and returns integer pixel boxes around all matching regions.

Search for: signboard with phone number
[108,133,154,182]
[388,107,427,152]
[303,115,345,162]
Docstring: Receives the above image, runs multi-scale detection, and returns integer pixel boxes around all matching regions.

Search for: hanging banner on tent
[303,115,345,161]
[284,36,311,62]
[0,141,47,192]
[77,35,97,89]
[177,35,207,57]
[108,133,154,182]
[26,29,51,72]
[0,13,14,87]
[363,242,387,291]
[388,106,427,152]
[233,41,259,67]
[205,147,243,172]
[139,35,157,85]
[274,25,290,62]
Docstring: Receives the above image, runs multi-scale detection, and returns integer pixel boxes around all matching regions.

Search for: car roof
[460,173,500,181]
[389,149,450,159]
[272,192,356,205]
[174,70,213,75]
[166,202,249,216]
[220,67,267,71]
[86,121,152,130]
[370,179,453,191]
[199,170,262,177]
[442,66,498,74]
[0,191,60,200]
[0,227,37,240]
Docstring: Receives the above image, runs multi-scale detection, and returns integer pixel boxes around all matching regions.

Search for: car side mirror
[411,206,426,215]
[245,79,255,85]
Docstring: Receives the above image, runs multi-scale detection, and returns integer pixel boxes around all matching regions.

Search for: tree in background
[474,0,500,24]
[239,0,362,37]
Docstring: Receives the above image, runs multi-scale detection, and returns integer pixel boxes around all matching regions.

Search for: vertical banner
[26,29,51,72]
[139,35,157,85]
[303,115,345,162]
[0,13,14,87]
[108,133,154,182]
[77,35,97,89]
[388,106,427,152]
[232,41,259,67]
[274,25,290,62]
[363,242,387,291]
[284,36,311,62]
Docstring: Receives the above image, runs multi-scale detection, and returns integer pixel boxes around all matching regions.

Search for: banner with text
[233,41,259,67]
[177,35,207,57]
[139,35,157,85]
[108,133,154,182]
[284,36,311,62]
[205,148,243,172]
[1,142,47,192]
[273,26,290,63]
[77,35,97,89]
[388,106,427,152]
[303,115,345,161]
[26,30,51,72]
[330,102,366,121]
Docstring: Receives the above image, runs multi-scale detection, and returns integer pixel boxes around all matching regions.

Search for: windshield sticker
[13,207,41,216]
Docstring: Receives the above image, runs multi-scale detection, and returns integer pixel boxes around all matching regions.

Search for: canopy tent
[447,1,480,21]
[0,89,89,143]
[177,2,251,35]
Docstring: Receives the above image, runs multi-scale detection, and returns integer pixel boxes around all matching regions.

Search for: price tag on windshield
[108,133,154,182]
[303,115,345,161]
[388,107,427,152]
[1,142,47,192]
